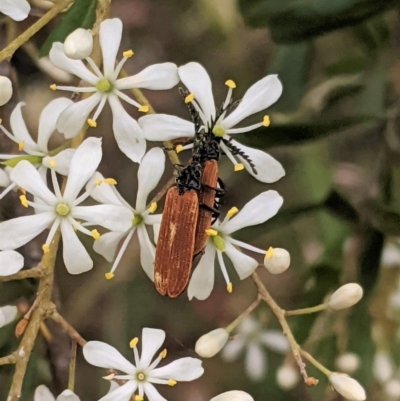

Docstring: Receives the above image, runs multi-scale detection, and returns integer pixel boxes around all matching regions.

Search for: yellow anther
[87,119,97,128]
[50,84,57,91]
[102,373,115,380]
[104,178,117,185]
[227,206,239,218]
[95,179,103,186]
[42,244,50,254]
[19,195,28,208]
[234,163,244,172]
[123,49,134,58]
[130,337,139,348]
[148,202,157,214]
[18,187,26,195]
[262,115,270,127]
[227,282,233,293]
[48,159,56,167]
[175,144,183,153]
[139,105,149,113]
[159,348,167,358]
[167,379,177,386]
[18,141,24,151]
[225,79,236,89]
[105,272,114,280]
[134,396,143,401]
[185,93,194,103]
[265,246,274,259]
[205,228,218,237]
[91,229,100,240]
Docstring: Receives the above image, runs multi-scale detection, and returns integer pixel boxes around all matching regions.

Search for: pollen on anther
[148,202,157,214]
[91,229,100,240]
[205,228,218,236]
[234,163,244,172]
[104,178,117,185]
[95,179,102,186]
[102,373,115,380]
[50,84,57,91]
[138,105,149,113]
[185,93,194,103]
[167,379,177,386]
[123,49,134,58]
[134,396,144,401]
[18,141,24,151]
[225,79,236,89]
[159,348,167,358]
[262,115,270,127]
[227,206,239,218]
[48,159,56,167]
[227,282,233,293]
[130,337,139,348]
[175,144,183,153]
[42,244,50,254]
[87,119,97,128]
[105,272,114,280]
[19,195,28,208]
[266,246,274,259]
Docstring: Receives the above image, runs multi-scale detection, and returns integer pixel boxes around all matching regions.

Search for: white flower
[210,391,254,401]
[335,353,360,374]
[0,305,18,328]
[89,147,164,280]
[328,283,363,310]
[83,327,204,401]
[221,316,289,381]
[384,379,400,399]
[64,28,93,60]
[0,168,14,199]
[0,138,132,274]
[0,99,76,199]
[0,250,24,276]
[329,372,366,400]
[187,190,283,300]
[195,328,229,358]
[0,76,13,106]
[373,350,394,384]
[139,62,285,183]
[264,247,290,274]
[49,18,179,163]
[0,0,30,21]
[34,385,81,401]
[276,364,300,390]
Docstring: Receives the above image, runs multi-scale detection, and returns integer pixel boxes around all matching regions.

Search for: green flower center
[212,234,225,252]
[136,371,146,382]
[212,124,226,137]
[132,214,143,227]
[56,203,70,216]
[95,78,113,93]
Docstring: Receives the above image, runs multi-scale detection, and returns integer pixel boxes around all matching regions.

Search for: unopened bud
[384,379,400,399]
[0,76,13,106]
[210,390,254,401]
[15,318,28,338]
[328,283,363,310]
[195,328,229,358]
[276,365,300,390]
[0,0,30,21]
[264,247,290,274]
[0,305,18,328]
[64,28,93,60]
[329,372,366,401]
[335,353,360,374]
[373,351,393,384]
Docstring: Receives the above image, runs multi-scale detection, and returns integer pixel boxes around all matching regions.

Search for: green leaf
[238,0,398,43]
[1,155,43,167]
[39,0,97,57]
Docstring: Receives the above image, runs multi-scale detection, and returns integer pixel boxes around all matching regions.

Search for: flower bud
[264,247,290,274]
[0,305,18,328]
[210,390,254,401]
[328,283,363,310]
[64,28,93,60]
[335,353,360,374]
[195,328,229,358]
[329,372,366,400]
[384,379,400,399]
[276,364,300,390]
[0,76,13,106]
[373,351,393,384]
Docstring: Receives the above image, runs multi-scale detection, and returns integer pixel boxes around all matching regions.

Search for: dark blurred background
[1,0,400,400]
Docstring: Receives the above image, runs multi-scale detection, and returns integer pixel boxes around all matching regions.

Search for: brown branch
[49,308,86,348]
[0,266,44,282]
[0,351,18,366]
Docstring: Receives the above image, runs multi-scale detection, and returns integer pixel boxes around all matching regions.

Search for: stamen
[227,282,233,293]
[102,373,115,380]
[87,119,97,128]
[262,115,270,127]
[42,244,50,254]
[225,80,236,89]
[167,379,177,386]
[234,163,244,172]
[185,93,194,103]
[123,49,134,58]
[175,144,183,153]
[148,202,157,214]
[18,141,24,151]
[266,246,274,259]
[19,195,28,208]
[91,229,100,240]
[104,178,117,185]
[130,337,139,348]
[205,228,218,236]
[159,349,167,358]
[95,179,102,186]
[226,207,239,218]
[134,396,143,401]
[50,84,57,91]
[217,251,230,286]
[138,105,149,113]
[48,159,56,167]
[105,272,114,280]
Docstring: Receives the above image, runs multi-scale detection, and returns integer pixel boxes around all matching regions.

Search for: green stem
[225,295,261,333]
[300,349,332,377]
[285,304,328,316]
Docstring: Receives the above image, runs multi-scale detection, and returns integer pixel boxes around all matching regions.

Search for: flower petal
[44,148,75,176]
[224,241,258,280]
[60,219,93,274]
[56,390,81,401]
[108,95,146,163]
[83,341,136,374]
[138,114,194,141]
[187,243,216,300]
[222,75,282,129]
[99,381,137,401]
[228,139,285,184]
[222,190,283,235]
[0,0,30,21]
[221,337,245,361]
[137,226,155,281]
[143,383,167,401]
[73,205,132,232]
[88,172,128,207]
[63,137,102,202]
[0,250,24,276]
[0,168,11,187]
[49,42,98,84]
[259,330,289,353]
[0,305,18,328]
[56,93,103,139]
[178,62,215,123]
[10,103,37,148]
[245,344,266,381]
[38,98,74,152]
[136,148,165,211]
[99,18,123,77]
[117,63,179,90]
[0,213,54,250]
[151,357,204,381]
[138,328,165,369]
[93,231,125,262]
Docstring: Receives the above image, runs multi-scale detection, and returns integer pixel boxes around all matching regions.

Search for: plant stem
[285,304,328,316]
[0,266,44,282]
[225,295,261,333]
[68,340,77,391]
[300,349,332,377]
[50,308,86,347]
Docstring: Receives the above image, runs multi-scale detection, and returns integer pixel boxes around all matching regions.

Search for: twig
[68,340,77,391]
[0,266,44,282]
[49,308,86,348]
[226,295,262,333]
[285,304,328,316]
[0,352,18,366]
